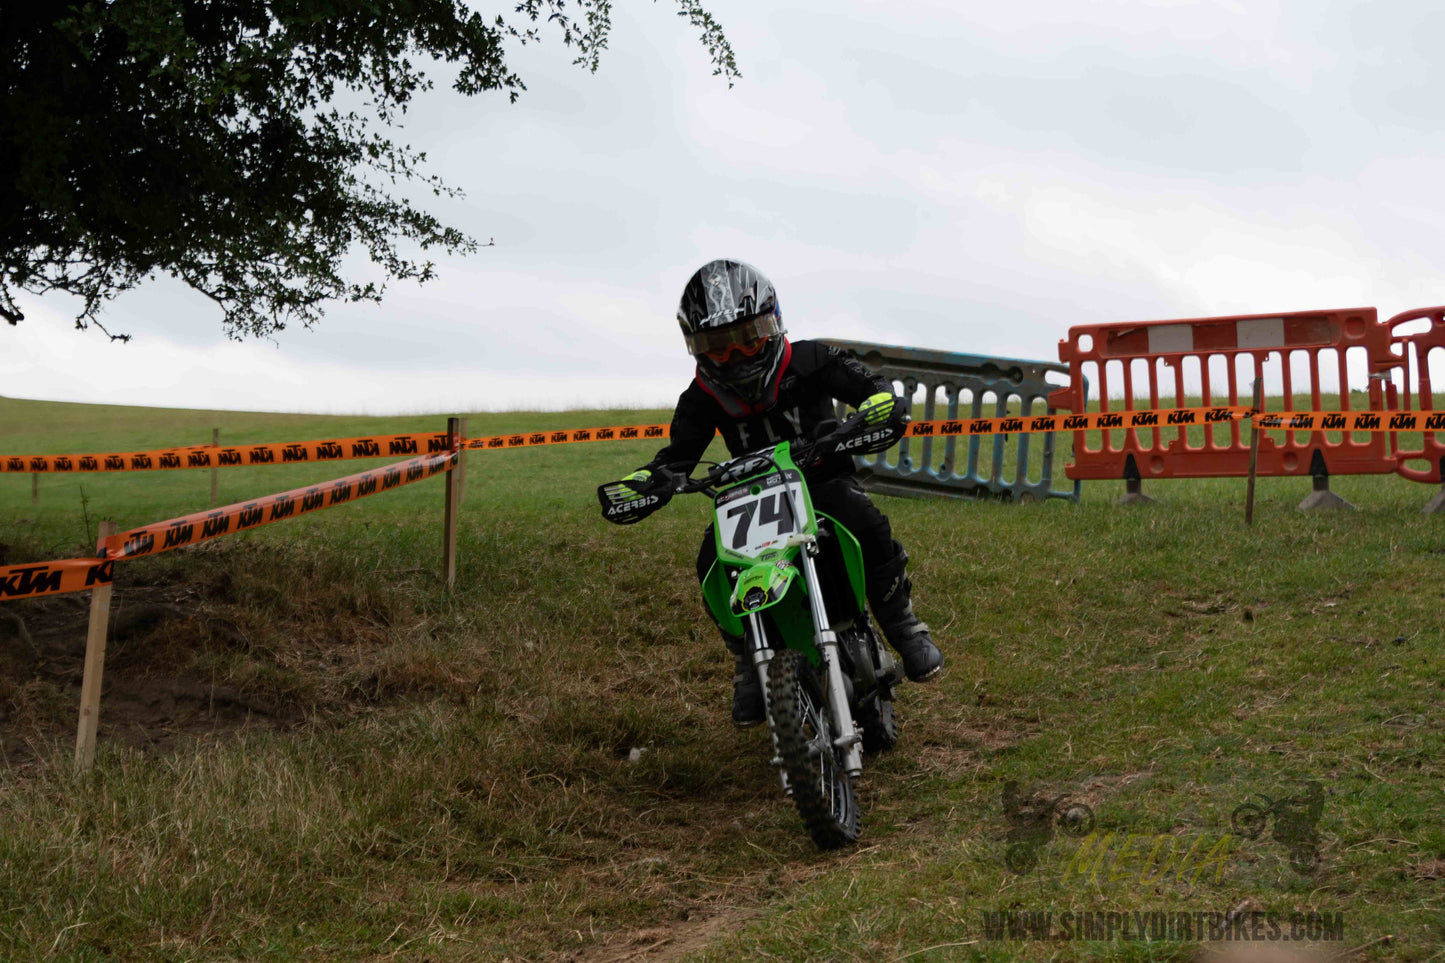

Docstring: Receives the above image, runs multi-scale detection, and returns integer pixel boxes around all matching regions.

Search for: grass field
[1,393,1443,961]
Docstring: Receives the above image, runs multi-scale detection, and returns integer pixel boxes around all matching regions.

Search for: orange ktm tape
[1252,410,1445,432]
[906,406,1255,438]
[101,448,457,561]
[0,556,113,602]
[462,424,672,452]
[7,408,1432,479]
[0,432,451,474]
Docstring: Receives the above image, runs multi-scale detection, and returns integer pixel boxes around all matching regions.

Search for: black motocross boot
[723,632,766,727]
[868,546,944,683]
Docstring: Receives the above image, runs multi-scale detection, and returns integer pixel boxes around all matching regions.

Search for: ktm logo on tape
[909,407,1253,438]
[1,432,452,473]
[0,560,112,599]
[0,565,65,597]
[462,425,672,451]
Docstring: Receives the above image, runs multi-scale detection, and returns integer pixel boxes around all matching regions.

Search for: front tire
[767,649,860,850]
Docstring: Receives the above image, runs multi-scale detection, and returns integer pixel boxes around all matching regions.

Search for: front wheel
[767,649,860,850]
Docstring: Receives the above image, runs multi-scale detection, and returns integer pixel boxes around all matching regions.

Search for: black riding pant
[694,475,903,608]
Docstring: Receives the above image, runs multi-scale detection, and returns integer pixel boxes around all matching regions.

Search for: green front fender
[730,559,801,616]
[700,511,867,642]
[701,558,797,636]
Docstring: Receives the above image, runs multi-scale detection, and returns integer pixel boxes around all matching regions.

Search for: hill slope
[1,396,1441,960]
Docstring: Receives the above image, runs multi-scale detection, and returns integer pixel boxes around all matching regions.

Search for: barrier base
[1116,478,1155,506]
[858,472,1011,502]
[1298,476,1355,512]
[1422,484,1445,516]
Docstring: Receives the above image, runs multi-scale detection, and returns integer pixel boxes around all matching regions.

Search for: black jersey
[645,340,894,481]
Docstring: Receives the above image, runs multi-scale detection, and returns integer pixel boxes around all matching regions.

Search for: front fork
[748,535,864,790]
[796,538,864,777]
[746,613,787,795]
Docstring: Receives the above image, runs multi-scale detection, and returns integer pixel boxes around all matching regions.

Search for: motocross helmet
[678,259,789,412]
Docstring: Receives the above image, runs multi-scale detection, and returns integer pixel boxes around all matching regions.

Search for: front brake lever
[647,465,678,494]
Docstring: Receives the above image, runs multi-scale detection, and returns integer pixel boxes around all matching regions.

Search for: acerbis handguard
[831,395,908,457]
[830,422,904,457]
[597,468,674,525]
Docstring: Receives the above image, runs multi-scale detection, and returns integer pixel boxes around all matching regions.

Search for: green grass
[1,394,1443,961]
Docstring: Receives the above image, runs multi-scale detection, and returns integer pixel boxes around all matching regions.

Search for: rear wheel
[767,649,860,850]
[851,624,899,754]
[857,695,898,754]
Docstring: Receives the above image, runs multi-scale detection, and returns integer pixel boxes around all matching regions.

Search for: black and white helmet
[677,259,788,410]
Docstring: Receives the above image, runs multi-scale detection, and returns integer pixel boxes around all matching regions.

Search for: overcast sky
[5,0,1443,414]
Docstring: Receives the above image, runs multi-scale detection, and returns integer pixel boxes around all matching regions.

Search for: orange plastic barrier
[1381,306,1445,484]
[1051,307,1397,481]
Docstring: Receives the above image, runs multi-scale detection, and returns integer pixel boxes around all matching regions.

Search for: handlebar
[664,409,873,497]
[599,406,900,524]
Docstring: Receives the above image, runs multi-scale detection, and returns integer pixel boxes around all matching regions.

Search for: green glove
[615,468,652,499]
[858,391,898,427]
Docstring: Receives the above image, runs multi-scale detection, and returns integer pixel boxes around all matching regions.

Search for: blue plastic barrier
[820,340,1081,503]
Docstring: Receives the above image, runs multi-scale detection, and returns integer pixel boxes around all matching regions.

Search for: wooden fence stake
[1246,380,1264,526]
[443,417,461,590]
[31,472,38,506]
[75,520,117,772]
[210,427,220,506]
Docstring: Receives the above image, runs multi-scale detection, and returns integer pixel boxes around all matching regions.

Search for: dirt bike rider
[611,259,944,727]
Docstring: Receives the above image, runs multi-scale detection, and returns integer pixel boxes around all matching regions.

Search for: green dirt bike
[599,413,904,849]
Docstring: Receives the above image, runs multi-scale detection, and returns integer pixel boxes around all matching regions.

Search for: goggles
[684,311,783,361]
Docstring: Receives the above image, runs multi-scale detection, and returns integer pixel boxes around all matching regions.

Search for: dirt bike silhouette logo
[1002,781,1095,873]
[1231,781,1324,874]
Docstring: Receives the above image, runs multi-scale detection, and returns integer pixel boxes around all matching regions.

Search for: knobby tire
[767,649,859,850]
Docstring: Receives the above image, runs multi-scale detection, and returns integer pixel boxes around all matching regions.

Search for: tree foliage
[0,1,737,340]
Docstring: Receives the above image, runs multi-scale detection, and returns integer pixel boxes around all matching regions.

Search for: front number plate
[715,474,808,558]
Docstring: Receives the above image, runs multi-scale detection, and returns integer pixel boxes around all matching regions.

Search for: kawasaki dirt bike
[598,413,904,849]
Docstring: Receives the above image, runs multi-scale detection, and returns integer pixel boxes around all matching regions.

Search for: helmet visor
[683,311,783,358]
